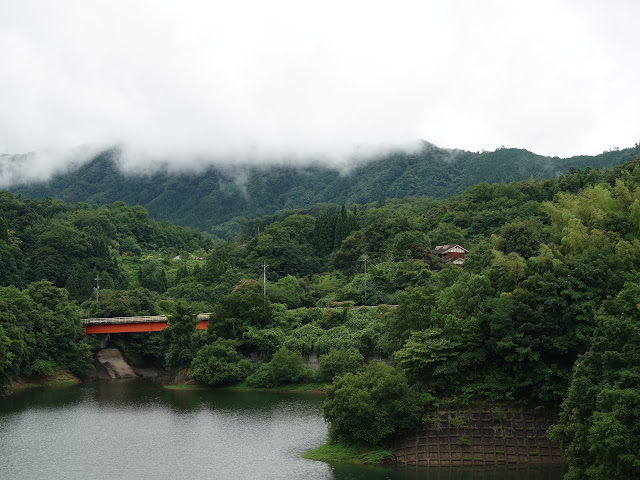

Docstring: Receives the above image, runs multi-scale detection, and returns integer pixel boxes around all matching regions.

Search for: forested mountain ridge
[3,154,640,477]
[8,142,639,237]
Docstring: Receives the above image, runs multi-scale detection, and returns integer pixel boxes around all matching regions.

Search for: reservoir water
[0,380,565,480]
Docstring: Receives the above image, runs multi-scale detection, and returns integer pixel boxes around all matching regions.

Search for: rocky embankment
[95,349,137,379]
[84,349,162,381]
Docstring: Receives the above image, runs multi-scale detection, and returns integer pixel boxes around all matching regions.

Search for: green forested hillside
[3,155,640,478]
[0,194,211,389]
[9,143,639,237]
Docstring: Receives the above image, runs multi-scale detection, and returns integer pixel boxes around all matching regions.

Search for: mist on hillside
[0,140,430,189]
[1,1,640,189]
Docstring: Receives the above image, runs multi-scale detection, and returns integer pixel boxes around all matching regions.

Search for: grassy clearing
[303,443,394,465]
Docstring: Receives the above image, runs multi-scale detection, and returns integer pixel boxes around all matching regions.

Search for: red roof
[431,244,468,255]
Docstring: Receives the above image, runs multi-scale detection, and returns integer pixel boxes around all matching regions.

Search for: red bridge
[82,314,210,334]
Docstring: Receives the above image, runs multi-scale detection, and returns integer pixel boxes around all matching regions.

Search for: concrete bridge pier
[98,333,110,349]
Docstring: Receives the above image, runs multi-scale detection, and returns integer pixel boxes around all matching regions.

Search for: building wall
[393,406,562,467]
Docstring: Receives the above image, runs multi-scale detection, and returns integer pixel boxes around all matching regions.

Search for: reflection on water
[0,381,565,480]
[0,384,85,414]
[330,463,566,480]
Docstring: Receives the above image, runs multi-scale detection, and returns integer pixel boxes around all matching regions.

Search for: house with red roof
[431,244,468,267]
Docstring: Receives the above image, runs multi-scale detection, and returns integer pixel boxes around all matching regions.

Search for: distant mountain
[7,142,639,237]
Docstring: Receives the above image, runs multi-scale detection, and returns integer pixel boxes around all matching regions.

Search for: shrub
[189,338,252,386]
[247,347,310,387]
[323,361,423,445]
[317,348,365,383]
[32,359,56,376]
[319,308,348,329]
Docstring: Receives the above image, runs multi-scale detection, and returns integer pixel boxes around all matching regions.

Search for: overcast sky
[1,0,639,183]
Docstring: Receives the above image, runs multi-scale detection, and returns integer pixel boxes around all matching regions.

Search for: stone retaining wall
[393,406,563,467]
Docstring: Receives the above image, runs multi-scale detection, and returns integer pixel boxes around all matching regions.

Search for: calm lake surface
[0,380,566,480]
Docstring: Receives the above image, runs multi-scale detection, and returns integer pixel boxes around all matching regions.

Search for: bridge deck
[82,315,209,334]
[83,316,168,325]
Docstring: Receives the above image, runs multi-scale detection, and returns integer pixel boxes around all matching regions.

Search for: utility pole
[359,256,368,304]
[94,274,101,308]
[262,262,268,297]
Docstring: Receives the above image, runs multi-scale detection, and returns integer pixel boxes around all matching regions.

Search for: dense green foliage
[323,361,423,444]
[550,283,640,480]
[207,289,274,343]
[246,346,309,388]
[3,151,640,476]
[9,144,639,238]
[0,192,209,294]
[163,302,204,369]
[0,193,210,390]
[0,281,93,391]
[317,348,365,383]
[189,338,252,386]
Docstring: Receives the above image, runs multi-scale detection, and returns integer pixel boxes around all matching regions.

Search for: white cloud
[0,0,639,184]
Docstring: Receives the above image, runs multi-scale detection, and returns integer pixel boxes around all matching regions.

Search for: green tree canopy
[189,338,252,386]
[323,361,423,445]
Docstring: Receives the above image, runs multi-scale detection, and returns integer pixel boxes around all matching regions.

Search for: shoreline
[3,373,564,470]
[303,443,395,465]
[164,380,326,394]
[4,371,81,396]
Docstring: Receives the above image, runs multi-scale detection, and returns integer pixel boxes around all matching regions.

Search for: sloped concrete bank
[95,349,137,379]
[81,348,163,381]
[393,406,562,467]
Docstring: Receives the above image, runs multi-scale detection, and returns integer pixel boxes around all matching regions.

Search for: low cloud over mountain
[1,1,639,185]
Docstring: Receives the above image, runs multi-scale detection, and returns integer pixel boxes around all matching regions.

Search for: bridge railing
[82,316,169,325]
[82,314,211,325]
